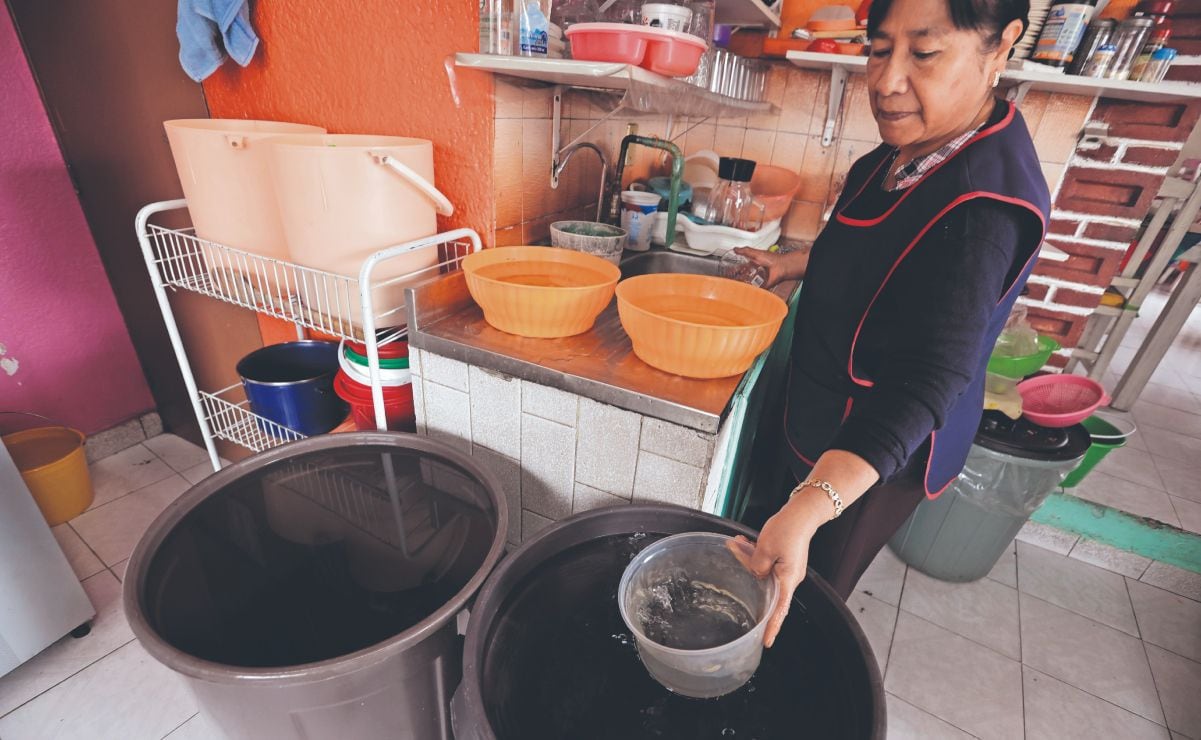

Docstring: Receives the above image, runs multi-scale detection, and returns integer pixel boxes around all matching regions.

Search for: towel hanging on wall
[176,0,259,82]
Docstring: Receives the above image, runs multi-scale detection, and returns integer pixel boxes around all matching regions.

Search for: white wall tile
[468,366,521,459]
[520,414,576,519]
[576,398,641,497]
[573,482,629,514]
[422,351,469,391]
[521,381,579,426]
[632,451,704,509]
[423,380,472,453]
[409,348,423,378]
[639,417,715,468]
[412,376,428,434]
[472,445,522,546]
[522,509,554,542]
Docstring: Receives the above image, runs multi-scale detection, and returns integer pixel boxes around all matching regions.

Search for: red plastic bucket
[333,371,415,432]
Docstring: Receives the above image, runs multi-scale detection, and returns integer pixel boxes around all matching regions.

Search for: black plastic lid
[731,158,757,182]
[718,156,737,180]
[975,411,1091,461]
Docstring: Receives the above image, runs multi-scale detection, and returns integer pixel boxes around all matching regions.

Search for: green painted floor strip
[1031,492,1201,574]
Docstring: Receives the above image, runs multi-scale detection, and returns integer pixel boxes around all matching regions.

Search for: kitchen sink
[619,249,720,279]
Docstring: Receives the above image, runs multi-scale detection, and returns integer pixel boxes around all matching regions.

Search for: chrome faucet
[552,141,608,223]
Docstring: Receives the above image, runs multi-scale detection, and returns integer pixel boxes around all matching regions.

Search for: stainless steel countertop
[405,249,800,434]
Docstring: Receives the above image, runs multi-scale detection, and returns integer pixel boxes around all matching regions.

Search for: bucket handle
[369,152,455,217]
[0,411,71,433]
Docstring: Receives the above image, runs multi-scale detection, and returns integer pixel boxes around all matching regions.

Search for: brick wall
[1020,97,1200,364]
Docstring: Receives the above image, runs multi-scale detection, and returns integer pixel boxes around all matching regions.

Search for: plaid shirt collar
[889,125,983,191]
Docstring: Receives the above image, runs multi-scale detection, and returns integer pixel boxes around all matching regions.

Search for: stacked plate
[1014,0,1052,60]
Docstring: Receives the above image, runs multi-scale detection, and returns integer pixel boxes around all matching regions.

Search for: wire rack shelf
[141,221,474,345]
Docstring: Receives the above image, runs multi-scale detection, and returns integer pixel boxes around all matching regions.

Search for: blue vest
[784,101,1051,496]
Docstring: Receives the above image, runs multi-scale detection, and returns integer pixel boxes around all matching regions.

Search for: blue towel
[177,0,260,82]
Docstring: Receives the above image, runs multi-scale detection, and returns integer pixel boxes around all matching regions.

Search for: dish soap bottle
[518,1,551,57]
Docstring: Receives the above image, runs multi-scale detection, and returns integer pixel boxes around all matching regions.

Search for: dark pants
[806,467,926,599]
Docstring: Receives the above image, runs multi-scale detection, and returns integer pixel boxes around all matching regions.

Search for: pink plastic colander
[1017,375,1110,428]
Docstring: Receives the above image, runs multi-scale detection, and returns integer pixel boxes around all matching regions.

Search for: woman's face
[866,0,1019,151]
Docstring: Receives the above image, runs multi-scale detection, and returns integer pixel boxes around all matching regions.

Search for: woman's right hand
[733,247,806,289]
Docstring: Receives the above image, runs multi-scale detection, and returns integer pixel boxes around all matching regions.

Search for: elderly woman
[733,0,1048,646]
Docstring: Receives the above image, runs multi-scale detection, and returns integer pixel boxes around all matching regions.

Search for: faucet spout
[553,141,608,223]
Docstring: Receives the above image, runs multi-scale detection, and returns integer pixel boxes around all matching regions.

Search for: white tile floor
[2,433,1199,739]
[1087,286,1201,535]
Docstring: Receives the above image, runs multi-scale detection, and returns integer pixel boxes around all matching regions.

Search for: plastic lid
[718,156,737,180]
[974,411,1091,461]
[730,158,757,182]
[1097,43,1117,51]
[1152,47,1178,59]
[141,440,499,668]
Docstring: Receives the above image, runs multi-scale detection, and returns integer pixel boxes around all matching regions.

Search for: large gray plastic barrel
[123,433,506,740]
[889,413,1089,582]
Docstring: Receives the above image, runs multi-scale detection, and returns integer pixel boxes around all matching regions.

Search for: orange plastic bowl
[463,246,621,338]
[616,274,789,379]
[750,164,802,222]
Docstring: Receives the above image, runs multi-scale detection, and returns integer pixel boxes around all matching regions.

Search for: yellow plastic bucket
[4,426,93,525]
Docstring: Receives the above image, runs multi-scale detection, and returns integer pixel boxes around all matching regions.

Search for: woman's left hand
[726,493,831,648]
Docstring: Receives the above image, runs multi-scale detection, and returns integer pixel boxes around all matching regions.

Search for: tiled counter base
[410,349,732,548]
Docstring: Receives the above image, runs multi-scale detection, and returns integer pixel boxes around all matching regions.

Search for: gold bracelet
[790,478,844,519]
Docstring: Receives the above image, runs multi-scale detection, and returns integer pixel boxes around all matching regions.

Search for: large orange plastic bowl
[617,274,788,378]
[463,246,621,338]
[751,165,802,222]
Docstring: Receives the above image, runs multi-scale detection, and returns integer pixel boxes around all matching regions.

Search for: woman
[730,0,1048,648]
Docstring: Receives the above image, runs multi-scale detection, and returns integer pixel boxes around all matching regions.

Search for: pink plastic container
[566,23,707,77]
[567,22,649,65]
[1017,375,1110,428]
[640,26,707,77]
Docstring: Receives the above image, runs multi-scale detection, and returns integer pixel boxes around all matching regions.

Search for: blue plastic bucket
[237,341,347,436]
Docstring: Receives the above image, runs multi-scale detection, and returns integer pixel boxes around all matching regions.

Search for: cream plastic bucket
[267,134,454,328]
[164,120,326,297]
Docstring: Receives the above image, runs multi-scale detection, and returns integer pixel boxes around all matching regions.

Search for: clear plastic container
[618,532,779,698]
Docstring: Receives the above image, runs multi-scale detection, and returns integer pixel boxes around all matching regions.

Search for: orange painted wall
[201,1,495,343]
[202,0,494,239]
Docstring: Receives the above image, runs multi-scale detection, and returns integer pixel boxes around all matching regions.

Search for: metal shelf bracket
[822,64,849,148]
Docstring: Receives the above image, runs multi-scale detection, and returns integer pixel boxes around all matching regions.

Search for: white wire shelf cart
[135,199,481,471]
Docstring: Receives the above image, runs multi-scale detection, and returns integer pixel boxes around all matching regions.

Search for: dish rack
[135,199,481,471]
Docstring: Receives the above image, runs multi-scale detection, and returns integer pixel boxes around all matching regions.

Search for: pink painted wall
[0,9,154,434]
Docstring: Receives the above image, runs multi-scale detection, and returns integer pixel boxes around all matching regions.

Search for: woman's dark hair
[867,0,1030,55]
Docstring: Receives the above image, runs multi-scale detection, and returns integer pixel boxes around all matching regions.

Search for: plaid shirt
[889,125,984,191]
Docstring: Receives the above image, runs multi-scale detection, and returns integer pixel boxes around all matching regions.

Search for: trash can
[889,412,1090,582]
[123,433,506,740]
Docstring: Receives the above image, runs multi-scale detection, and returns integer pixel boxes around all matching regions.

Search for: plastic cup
[641,3,694,32]
[618,532,779,698]
[621,191,663,252]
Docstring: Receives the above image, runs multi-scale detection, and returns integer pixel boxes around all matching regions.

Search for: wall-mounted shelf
[714,0,781,27]
[456,54,772,118]
[787,50,1201,145]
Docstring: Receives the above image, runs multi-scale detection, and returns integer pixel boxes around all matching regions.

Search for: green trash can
[1061,414,1137,488]
[890,412,1090,582]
